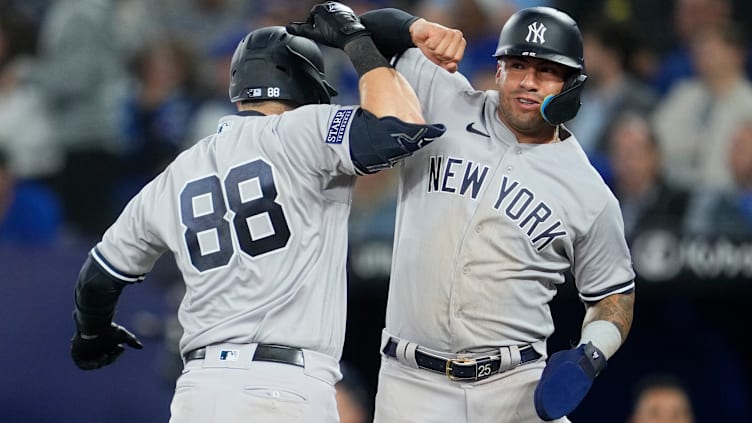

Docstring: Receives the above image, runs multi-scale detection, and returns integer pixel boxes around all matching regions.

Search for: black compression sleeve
[73,255,128,335]
[359,8,419,59]
[344,36,390,76]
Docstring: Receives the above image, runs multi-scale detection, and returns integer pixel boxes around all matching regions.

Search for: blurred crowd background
[1,0,752,422]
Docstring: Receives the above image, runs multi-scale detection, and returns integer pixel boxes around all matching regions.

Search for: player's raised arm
[288,2,446,174]
[358,8,466,73]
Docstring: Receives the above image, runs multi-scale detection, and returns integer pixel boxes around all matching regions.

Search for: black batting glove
[287,1,370,50]
[71,322,143,370]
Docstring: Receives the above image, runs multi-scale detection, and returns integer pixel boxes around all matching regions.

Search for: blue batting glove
[534,341,607,421]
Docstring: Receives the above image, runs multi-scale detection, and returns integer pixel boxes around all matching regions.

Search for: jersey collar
[236,110,266,117]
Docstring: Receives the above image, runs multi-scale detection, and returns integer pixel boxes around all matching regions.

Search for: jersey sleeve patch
[91,247,146,283]
[326,109,354,144]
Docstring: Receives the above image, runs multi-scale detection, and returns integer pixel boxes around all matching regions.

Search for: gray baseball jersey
[92,105,362,360]
[385,49,636,353]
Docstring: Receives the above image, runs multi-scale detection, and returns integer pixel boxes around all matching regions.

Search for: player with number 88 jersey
[68,3,447,422]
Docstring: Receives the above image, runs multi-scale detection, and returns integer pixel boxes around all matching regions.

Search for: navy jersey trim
[579,280,635,302]
[390,49,408,68]
[91,247,146,283]
[236,110,266,117]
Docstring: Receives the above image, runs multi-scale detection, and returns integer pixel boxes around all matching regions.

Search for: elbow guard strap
[349,109,446,174]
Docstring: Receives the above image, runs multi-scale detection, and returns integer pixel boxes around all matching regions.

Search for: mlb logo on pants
[219,349,239,361]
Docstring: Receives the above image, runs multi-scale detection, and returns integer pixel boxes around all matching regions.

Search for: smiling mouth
[517,97,539,105]
[515,97,541,111]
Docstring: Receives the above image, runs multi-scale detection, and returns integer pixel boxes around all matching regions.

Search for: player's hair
[630,373,694,411]
[228,26,338,106]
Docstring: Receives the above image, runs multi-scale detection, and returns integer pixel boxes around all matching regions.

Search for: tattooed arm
[533,290,634,420]
[581,291,635,359]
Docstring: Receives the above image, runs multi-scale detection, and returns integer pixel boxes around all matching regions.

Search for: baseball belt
[383,338,541,381]
[183,344,305,368]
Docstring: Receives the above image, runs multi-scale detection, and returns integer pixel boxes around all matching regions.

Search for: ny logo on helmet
[525,22,547,44]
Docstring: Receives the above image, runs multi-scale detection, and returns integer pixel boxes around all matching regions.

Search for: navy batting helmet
[494,7,586,125]
[229,26,338,105]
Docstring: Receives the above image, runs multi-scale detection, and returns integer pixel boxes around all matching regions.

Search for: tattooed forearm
[583,291,635,341]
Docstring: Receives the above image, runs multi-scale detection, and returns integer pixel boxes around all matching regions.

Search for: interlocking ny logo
[525,21,547,44]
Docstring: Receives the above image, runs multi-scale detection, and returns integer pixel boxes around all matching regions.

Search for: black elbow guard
[73,254,130,335]
[349,109,446,174]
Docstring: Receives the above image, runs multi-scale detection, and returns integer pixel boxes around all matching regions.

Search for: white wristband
[578,320,622,360]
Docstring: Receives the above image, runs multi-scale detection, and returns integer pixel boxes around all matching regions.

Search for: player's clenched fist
[71,322,143,370]
[409,19,466,73]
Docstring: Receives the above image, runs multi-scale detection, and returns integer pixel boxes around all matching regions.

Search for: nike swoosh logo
[466,122,490,138]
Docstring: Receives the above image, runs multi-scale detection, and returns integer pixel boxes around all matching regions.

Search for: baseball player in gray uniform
[68,4,446,423]
[347,6,636,423]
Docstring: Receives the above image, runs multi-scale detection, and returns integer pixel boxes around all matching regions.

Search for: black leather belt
[383,338,541,381]
[184,344,305,368]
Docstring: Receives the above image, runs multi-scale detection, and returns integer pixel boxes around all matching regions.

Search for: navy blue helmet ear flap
[540,73,587,125]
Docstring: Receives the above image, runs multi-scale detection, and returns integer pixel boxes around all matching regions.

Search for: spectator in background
[684,119,752,238]
[606,113,689,243]
[336,362,372,423]
[110,0,166,60]
[628,374,695,423]
[186,28,247,145]
[4,0,51,24]
[452,0,518,85]
[0,5,62,186]
[157,0,250,54]
[116,35,201,209]
[567,17,658,179]
[650,0,733,97]
[27,0,130,238]
[0,149,61,245]
[652,21,752,193]
[556,0,671,74]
